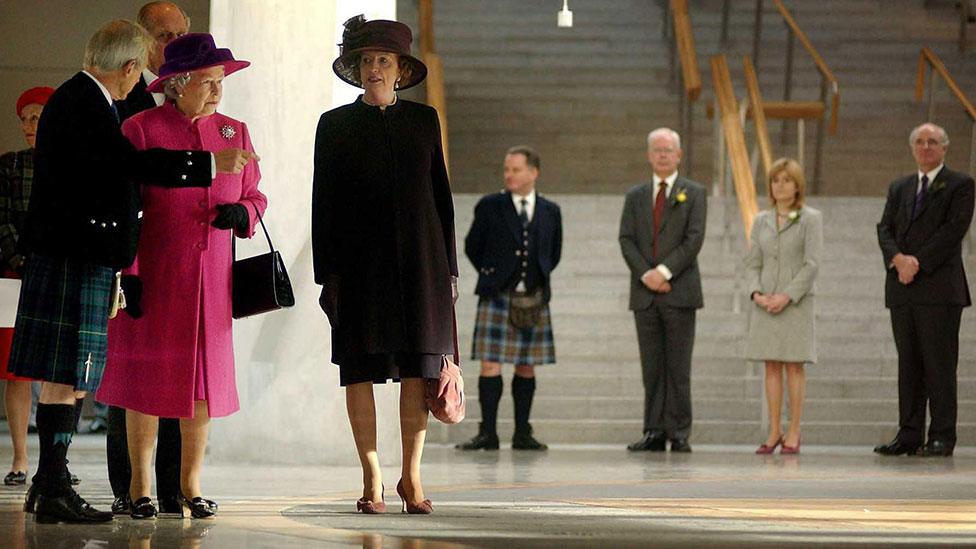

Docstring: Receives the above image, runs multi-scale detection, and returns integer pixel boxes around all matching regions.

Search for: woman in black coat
[311,15,457,515]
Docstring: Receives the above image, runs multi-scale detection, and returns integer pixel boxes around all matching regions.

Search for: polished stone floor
[1,436,974,548]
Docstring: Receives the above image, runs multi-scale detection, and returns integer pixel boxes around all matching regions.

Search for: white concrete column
[207,0,399,465]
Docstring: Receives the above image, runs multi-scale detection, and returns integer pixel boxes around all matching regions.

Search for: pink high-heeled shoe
[780,436,801,455]
[396,479,432,515]
[356,485,386,514]
[755,436,784,455]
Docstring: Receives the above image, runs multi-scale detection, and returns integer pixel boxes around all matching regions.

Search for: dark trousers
[106,405,182,499]
[634,302,695,439]
[889,304,961,446]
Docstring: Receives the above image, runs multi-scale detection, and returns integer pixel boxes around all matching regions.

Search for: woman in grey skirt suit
[744,158,823,455]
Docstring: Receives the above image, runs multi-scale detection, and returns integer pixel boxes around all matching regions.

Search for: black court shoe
[111,494,131,515]
[4,471,27,485]
[178,493,218,519]
[130,496,158,519]
[35,490,113,523]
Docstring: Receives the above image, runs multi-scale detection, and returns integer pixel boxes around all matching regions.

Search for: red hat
[16,87,55,117]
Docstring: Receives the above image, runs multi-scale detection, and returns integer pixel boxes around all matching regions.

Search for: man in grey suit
[619,128,706,452]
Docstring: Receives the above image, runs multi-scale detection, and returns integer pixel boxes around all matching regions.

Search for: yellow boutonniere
[931,179,947,193]
[675,191,687,203]
[787,210,801,224]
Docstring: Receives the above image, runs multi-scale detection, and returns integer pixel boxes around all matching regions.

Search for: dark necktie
[912,174,928,220]
[519,198,529,227]
[652,181,667,259]
[109,101,121,125]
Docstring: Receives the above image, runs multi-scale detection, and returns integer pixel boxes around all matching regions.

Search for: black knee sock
[73,398,84,432]
[34,403,76,495]
[478,376,503,436]
[512,375,536,434]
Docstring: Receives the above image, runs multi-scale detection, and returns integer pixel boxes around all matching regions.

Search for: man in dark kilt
[457,146,562,451]
[8,19,254,523]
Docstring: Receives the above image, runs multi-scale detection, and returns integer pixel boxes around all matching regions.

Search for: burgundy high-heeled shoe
[396,479,432,515]
[356,485,386,514]
[780,436,801,455]
[755,436,784,455]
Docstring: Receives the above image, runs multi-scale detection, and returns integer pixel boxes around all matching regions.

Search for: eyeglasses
[651,148,677,155]
[913,138,944,148]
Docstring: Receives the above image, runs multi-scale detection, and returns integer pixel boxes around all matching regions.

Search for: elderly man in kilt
[8,20,254,523]
[457,146,562,451]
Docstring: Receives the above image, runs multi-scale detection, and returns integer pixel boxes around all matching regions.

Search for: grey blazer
[618,177,707,310]
[744,206,823,302]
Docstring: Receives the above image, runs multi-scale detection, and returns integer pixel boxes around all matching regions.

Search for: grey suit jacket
[744,206,823,303]
[619,176,707,310]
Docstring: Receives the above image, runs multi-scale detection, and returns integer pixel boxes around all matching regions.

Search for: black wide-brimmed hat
[332,15,427,90]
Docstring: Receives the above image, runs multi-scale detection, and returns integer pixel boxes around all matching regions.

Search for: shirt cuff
[210,153,216,178]
[655,264,673,280]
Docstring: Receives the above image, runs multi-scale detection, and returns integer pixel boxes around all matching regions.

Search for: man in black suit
[101,1,190,517]
[619,128,706,453]
[875,122,974,458]
[9,19,254,523]
[457,146,562,451]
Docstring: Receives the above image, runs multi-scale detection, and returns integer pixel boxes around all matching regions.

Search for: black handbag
[231,212,295,319]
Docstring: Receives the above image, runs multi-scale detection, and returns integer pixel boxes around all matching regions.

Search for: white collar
[511,189,536,208]
[917,164,944,185]
[653,171,679,196]
[142,68,165,106]
[82,70,113,106]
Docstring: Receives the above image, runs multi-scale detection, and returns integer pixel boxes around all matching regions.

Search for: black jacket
[116,75,157,122]
[312,97,458,363]
[877,166,974,307]
[24,72,211,269]
[465,190,562,302]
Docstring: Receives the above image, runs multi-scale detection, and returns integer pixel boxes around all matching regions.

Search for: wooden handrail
[915,47,976,121]
[711,55,759,240]
[670,0,701,102]
[743,56,773,177]
[417,0,450,171]
[772,0,840,134]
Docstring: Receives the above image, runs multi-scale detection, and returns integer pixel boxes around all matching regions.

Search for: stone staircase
[426,194,976,446]
[397,0,976,195]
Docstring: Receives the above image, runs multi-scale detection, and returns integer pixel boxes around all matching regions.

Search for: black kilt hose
[8,253,112,392]
[465,191,562,366]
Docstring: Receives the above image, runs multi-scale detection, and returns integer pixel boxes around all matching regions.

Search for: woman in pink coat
[97,34,265,520]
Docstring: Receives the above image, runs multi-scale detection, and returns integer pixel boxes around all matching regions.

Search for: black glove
[211,203,249,231]
[7,254,25,275]
[120,275,143,319]
[318,276,340,326]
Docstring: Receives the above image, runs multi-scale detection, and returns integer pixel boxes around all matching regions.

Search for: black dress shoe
[670,438,692,453]
[456,432,500,450]
[111,494,131,515]
[178,493,218,519]
[873,438,920,456]
[512,428,548,451]
[24,483,38,513]
[158,495,184,516]
[130,496,158,519]
[35,489,113,523]
[627,431,666,452]
[4,471,27,485]
[916,440,954,457]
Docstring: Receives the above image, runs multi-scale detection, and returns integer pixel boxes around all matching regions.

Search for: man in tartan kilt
[457,146,562,451]
[8,20,254,523]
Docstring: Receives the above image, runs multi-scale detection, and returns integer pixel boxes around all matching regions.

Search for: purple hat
[146,33,250,93]
[332,15,427,90]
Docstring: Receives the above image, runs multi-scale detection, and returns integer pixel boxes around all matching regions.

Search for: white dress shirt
[142,68,165,107]
[642,171,679,282]
[511,189,536,223]
[917,164,944,194]
[82,70,113,106]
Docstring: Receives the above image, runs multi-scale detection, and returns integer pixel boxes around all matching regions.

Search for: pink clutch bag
[425,308,465,424]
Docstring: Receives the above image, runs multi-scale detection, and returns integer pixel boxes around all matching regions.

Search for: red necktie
[652,181,667,260]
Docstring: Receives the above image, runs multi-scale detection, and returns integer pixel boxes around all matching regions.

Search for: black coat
[464,191,562,302]
[116,75,157,122]
[877,166,975,308]
[312,97,458,363]
[25,72,212,269]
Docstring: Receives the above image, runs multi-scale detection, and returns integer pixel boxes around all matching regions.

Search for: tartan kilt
[7,253,113,392]
[471,293,556,365]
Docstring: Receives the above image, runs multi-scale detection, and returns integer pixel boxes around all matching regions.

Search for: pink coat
[97,103,267,418]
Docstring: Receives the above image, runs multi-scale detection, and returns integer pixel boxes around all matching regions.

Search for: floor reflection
[8,514,214,549]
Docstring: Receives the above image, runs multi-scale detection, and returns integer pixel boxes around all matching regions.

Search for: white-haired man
[619,128,706,453]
